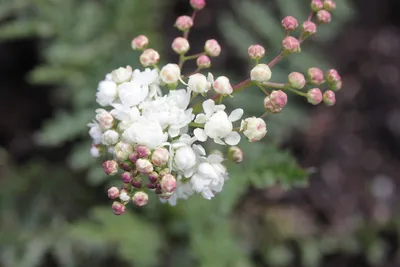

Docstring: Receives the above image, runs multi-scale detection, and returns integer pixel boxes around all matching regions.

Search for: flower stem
[284,87,307,97]
[268,52,285,68]
[184,52,205,61]
[262,81,286,89]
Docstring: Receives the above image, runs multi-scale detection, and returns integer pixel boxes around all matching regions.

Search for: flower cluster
[88,0,342,214]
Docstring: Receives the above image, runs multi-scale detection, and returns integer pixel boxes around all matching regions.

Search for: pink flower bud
[95,109,114,130]
[131,35,149,50]
[190,0,206,10]
[228,146,244,164]
[325,69,341,84]
[282,36,301,53]
[148,172,159,183]
[323,90,336,106]
[307,67,325,85]
[302,21,317,36]
[103,160,118,176]
[213,76,233,95]
[330,80,342,91]
[172,37,190,54]
[108,187,120,200]
[159,168,170,177]
[136,145,151,158]
[323,0,336,11]
[264,97,282,114]
[112,201,126,215]
[196,55,211,68]
[120,162,133,171]
[160,174,177,193]
[248,44,265,60]
[250,64,272,82]
[132,192,149,207]
[135,158,153,174]
[316,10,331,24]
[307,88,323,105]
[240,117,267,142]
[121,171,132,183]
[288,72,306,89]
[151,147,169,166]
[139,48,160,67]
[131,179,142,188]
[160,63,181,84]
[204,39,221,57]
[129,151,139,163]
[281,16,298,31]
[311,0,323,12]
[147,182,157,189]
[270,90,288,108]
[175,15,193,31]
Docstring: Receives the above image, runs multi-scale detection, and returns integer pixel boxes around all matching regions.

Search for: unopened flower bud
[129,151,139,163]
[108,187,120,199]
[151,147,169,166]
[325,69,342,90]
[250,64,272,82]
[131,35,149,50]
[159,168,170,177]
[148,172,159,183]
[281,16,298,31]
[240,117,267,142]
[172,37,190,54]
[160,63,181,84]
[323,90,336,106]
[111,66,132,84]
[101,130,119,146]
[323,0,336,11]
[147,182,157,189]
[248,44,265,60]
[114,142,134,162]
[196,55,211,68]
[119,189,131,202]
[307,88,323,105]
[188,73,212,94]
[316,10,331,24]
[112,201,126,215]
[264,90,288,113]
[311,0,323,12]
[95,109,114,130]
[264,97,282,114]
[307,67,325,85]
[121,171,133,183]
[155,184,163,194]
[136,158,153,174]
[282,36,301,53]
[132,192,149,207]
[288,72,306,89]
[302,21,317,36]
[330,80,342,91]
[213,76,233,95]
[204,39,221,57]
[136,145,151,158]
[103,160,118,175]
[160,174,177,193]
[228,146,244,164]
[139,49,160,67]
[175,15,193,31]
[190,0,206,10]
[131,179,142,188]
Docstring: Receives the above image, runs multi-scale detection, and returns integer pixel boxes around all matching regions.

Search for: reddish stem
[268,52,284,68]
[307,12,314,21]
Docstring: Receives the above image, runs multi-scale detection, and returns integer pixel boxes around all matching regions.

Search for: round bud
[101,130,119,146]
[248,44,265,60]
[323,0,336,11]
[264,96,281,114]
[103,160,118,176]
[311,0,323,12]
[146,182,157,189]
[204,39,221,57]
[196,55,211,68]
[213,76,233,95]
[136,145,151,158]
[172,37,190,54]
[307,88,323,105]
[131,35,149,50]
[160,63,181,84]
[95,109,114,130]
[121,172,133,183]
[151,147,170,166]
[325,69,342,91]
[135,158,154,174]
[175,15,193,31]
[139,48,160,67]
[264,90,288,114]
[131,180,142,189]
[119,189,131,202]
[240,117,267,142]
[307,67,325,85]
[108,187,120,200]
[160,174,177,193]
[114,142,134,162]
[228,146,244,164]
[323,90,336,106]
[281,16,298,31]
[288,72,306,89]
[302,21,317,36]
[148,172,159,183]
[128,151,139,163]
[112,201,126,215]
[188,73,211,94]
[132,192,149,207]
[250,64,272,82]
[282,36,301,53]
[316,10,332,24]
[190,0,206,10]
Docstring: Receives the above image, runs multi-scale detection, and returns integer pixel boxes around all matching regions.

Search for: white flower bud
[213,76,233,95]
[95,109,114,130]
[172,37,190,54]
[160,63,181,84]
[204,39,221,57]
[151,147,169,166]
[119,189,131,202]
[140,49,160,67]
[174,146,196,172]
[188,73,211,94]
[240,117,267,142]
[101,130,119,146]
[135,158,154,174]
[250,64,272,82]
[114,142,134,162]
[111,66,132,84]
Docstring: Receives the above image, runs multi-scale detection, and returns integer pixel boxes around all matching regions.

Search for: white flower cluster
[89,64,267,207]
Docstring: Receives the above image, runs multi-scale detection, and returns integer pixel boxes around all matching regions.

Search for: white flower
[161,180,194,206]
[174,146,197,177]
[122,116,168,149]
[118,82,149,107]
[240,117,267,142]
[250,64,272,82]
[213,76,233,95]
[188,73,211,94]
[96,80,117,106]
[95,109,114,130]
[101,130,119,146]
[119,190,131,202]
[160,63,181,84]
[90,145,101,158]
[88,122,103,144]
[111,66,133,84]
[131,68,160,98]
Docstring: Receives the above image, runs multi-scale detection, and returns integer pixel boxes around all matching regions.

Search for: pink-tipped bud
[302,21,317,36]
[136,145,151,158]
[323,90,336,106]
[151,147,169,166]
[159,168,170,177]
[325,69,342,91]
[175,15,193,31]
[204,39,221,57]
[228,146,244,164]
[135,158,153,174]
[282,36,301,54]
[281,16,298,31]
[148,172,159,183]
[129,151,139,163]
[250,64,272,82]
[112,201,126,215]
[160,174,177,193]
[131,180,142,188]
[307,67,325,85]
[108,187,120,200]
[132,192,149,207]
[147,182,157,189]
[307,88,323,105]
[172,37,190,54]
[248,44,265,60]
[213,76,233,95]
[323,0,336,11]
[190,0,206,10]
[264,97,282,114]
[95,110,114,130]
[311,0,323,12]
[263,90,288,114]
[139,48,160,67]
[103,160,118,176]
[160,63,181,84]
[240,117,267,142]
[288,72,306,89]
[316,10,332,24]
[121,171,132,183]
[131,35,149,50]
[196,55,211,68]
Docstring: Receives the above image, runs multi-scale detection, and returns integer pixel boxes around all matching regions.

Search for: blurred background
[1,0,400,266]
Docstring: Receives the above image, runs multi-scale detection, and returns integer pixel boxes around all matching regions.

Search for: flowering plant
[88,0,342,214]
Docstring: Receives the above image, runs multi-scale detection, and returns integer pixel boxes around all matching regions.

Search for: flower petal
[214,137,225,145]
[194,128,208,142]
[168,127,180,137]
[224,131,241,146]
[228,108,244,122]
[195,113,208,124]
[202,99,215,115]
